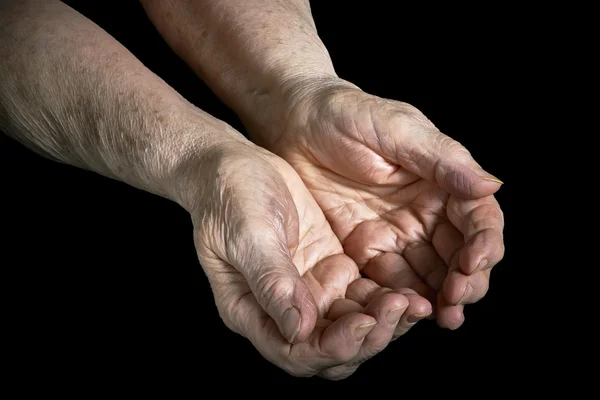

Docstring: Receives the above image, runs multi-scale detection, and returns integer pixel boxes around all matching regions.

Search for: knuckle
[390,101,431,125]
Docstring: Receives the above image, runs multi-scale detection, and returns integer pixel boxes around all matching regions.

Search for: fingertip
[289,278,319,343]
[461,256,490,275]
[480,174,504,185]
[392,289,431,318]
[320,312,376,362]
[294,315,316,343]
[343,312,378,336]
[246,256,317,344]
[439,164,501,199]
[354,313,378,328]
[470,174,503,198]
[460,231,504,275]
[404,301,432,324]
[391,293,410,310]
[439,308,465,330]
[385,294,410,325]
[448,312,465,330]
[274,276,318,343]
[355,320,378,341]
[391,292,432,339]
[409,297,433,319]
[363,291,409,322]
[438,309,464,330]
[442,270,467,306]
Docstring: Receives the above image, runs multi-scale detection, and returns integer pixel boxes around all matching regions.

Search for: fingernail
[282,306,301,343]
[386,306,407,325]
[477,258,489,271]
[355,322,377,341]
[458,283,473,304]
[481,175,504,184]
[407,312,430,323]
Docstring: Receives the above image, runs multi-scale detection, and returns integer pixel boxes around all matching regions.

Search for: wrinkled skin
[182,138,430,379]
[259,78,506,329]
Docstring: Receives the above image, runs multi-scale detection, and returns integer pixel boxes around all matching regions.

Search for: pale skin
[141,0,505,329]
[0,1,504,380]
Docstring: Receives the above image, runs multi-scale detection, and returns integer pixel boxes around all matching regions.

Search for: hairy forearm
[0,1,223,200]
[140,0,340,144]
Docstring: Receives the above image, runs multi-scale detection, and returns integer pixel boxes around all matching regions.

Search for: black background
[1,1,538,388]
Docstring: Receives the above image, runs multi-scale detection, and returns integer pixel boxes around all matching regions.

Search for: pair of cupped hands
[178,77,505,380]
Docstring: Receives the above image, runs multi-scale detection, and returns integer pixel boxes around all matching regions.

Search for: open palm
[268,82,505,329]
[190,143,429,379]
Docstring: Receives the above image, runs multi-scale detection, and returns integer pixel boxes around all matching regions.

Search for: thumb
[233,232,318,344]
[397,128,503,198]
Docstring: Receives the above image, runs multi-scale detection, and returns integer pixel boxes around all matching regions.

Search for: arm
[0,0,228,202]
[1,1,413,379]
[0,0,312,349]
[139,0,337,145]
[141,0,505,331]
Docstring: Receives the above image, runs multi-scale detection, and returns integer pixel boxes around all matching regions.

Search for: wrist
[239,73,360,149]
[130,104,247,208]
[160,112,250,213]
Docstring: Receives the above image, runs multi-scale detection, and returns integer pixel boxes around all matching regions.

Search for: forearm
[0,1,225,201]
[140,0,343,145]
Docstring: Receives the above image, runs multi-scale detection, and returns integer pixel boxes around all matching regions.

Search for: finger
[345,278,431,333]
[361,252,434,299]
[231,291,377,378]
[435,292,464,330]
[403,243,448,292]
[443,268,491,305]
[292,312,377,373]
[391,288,432,339]
[345,278,392,306]
[319,291,409,380]
[327,298,364,321]
[432,222,464,268]
[361,291,409,349]
[433,221,466,304]
[234,231,318,344]
[433,222,491,305]
[303,254,361,318]
[382,105,503,198]
[447,196,505,275]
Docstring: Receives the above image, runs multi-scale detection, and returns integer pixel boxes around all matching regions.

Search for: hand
[175,133,430,379]
[254,77,505,329]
